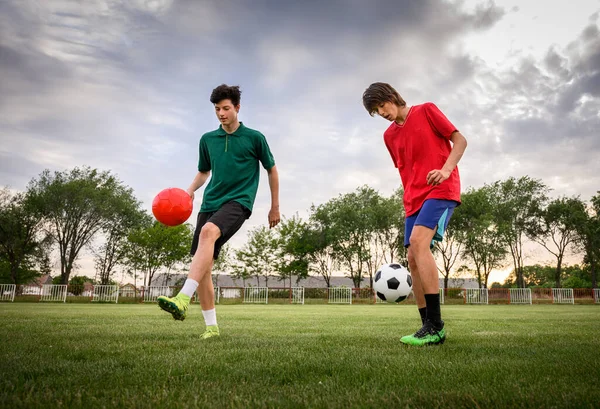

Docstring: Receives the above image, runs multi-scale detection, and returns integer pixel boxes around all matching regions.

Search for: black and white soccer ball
[373,263,412,303]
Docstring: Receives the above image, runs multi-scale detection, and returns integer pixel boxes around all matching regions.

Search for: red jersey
[384,103,461,216]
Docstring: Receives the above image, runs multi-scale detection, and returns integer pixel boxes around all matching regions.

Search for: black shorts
[190,201,251,259]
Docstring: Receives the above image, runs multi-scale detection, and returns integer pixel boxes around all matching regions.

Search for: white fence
[552,288,574,304]
[143,286,172,303]
[595,288,600,304]
[92,285,119,303]
[222,288,242,299]
[291,287,305,305]
[243,287,268,304]
[439,288,444,305]
[328,287,352,304]
[41,284,67,302]
[0,284,16,302]
[214,287,220,304]
[510,288,532,304]
[466,288,488,305]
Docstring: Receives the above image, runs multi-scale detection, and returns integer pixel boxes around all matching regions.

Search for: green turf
[1,304,599,409]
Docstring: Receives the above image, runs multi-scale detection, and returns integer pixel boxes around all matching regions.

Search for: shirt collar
[216,122,245,136]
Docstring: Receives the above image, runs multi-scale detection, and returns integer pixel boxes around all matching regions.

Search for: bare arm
[267,165,280,228]
[186,171,210,200]
[427,131,468,186]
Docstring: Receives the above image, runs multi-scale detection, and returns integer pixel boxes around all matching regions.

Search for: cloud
[1,0,598,270]
[466,21,600,198]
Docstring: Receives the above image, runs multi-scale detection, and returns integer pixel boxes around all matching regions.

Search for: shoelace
[414,322,443,339]
[414,322,433,338]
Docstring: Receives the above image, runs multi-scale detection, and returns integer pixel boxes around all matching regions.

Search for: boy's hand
[186,189,195,201]
[268,207,280,229]
[426,169,450,186]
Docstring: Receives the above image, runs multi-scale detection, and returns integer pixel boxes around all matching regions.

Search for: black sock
[424,293,442,328]
[418,307,427,324]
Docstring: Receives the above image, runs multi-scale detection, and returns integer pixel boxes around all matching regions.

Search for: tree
[529,196,587,287]
[235,226,279,287]
[561,265,592,288]
[434,188,466,289]
[458,186,507,289]
[37,249,53,277]
[0,188,48,285]
[504,264,554,287]
[307,207,337,287]
[124,221,193,287]
[231,251,253,286]
[492,177,549,288]
[368,189,406,286]
[212,244,232,287]
[315,186,378,288]
[91,195,147,285]
[68,275,92,296]
[577,192,600,288]
[277,215,311,287]
[27,167,141,284]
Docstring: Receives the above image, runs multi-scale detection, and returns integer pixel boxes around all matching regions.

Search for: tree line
[1,167,598,289]
[0,167,192,288]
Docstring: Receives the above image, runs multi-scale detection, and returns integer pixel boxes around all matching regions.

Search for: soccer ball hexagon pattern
[152,188,193,227]
[373,263,412,303]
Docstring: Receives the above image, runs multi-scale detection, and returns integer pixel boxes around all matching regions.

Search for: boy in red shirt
[363,82,467,346]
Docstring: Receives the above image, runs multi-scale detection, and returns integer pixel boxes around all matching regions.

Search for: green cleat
[200,325,220,339]
[400,320,446,346]
[157,294,190,321]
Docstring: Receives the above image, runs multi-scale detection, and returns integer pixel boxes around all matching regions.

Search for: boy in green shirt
[157,84,280,339]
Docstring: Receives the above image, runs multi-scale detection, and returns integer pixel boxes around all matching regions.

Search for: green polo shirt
[198,122,275,213]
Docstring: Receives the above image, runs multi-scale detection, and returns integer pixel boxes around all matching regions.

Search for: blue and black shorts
[404,199,458,248]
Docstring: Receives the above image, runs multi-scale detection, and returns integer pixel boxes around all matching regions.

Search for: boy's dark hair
[210,84,241,106]
[362,82,406,116]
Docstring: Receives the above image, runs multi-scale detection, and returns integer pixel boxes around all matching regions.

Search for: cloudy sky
[1,0,599,282]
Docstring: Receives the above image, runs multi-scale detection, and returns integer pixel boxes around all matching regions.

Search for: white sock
[202,308,217,326]
[180,279,199,298]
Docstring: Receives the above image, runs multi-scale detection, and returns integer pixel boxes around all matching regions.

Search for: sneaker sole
[400,335,446,346]
[157,298,186,321]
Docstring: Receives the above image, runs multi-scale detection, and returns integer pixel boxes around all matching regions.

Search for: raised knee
[199,223,221,241]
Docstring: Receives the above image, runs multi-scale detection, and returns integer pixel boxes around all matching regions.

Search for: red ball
[152,188,193,226]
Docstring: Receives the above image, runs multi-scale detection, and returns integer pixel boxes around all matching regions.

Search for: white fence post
[41,284,67,302]
[291,287,304,304]
[143,286,172,303]
[0,284,16,302]
[328,287,352,304]
[509,288,532,304]
[466,288,488,305]
[243,287,268,304]
[92,285,119,303]
[552,288,574,304]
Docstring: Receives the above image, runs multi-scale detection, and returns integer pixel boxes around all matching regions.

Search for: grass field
[1,303,599,409]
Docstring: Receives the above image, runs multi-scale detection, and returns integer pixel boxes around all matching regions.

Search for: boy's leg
[195,202,249,338]
[156,201,249,337]
[197,260,215,311]
[404,214,426,323]
[409,225,441,323]
[188,223,219,284]
[157,221,220,321]
[197,264,219,339]
[400,199,456,346]
[400,226,445,346]
[407,248,427,323]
